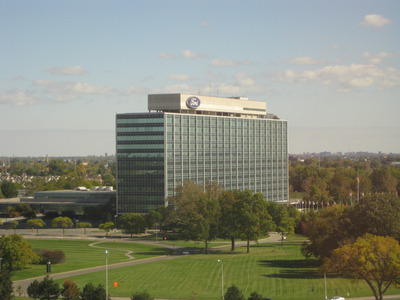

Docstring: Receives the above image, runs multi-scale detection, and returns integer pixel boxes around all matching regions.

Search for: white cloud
[44,66,88,75]
[288,56,319,65]
[169,74,192,81]
[363,51,400,64]
[211,59,252,67]
[349,77,374,87]
[35,80,111,95]
[361,14,392,27]
[181,50,203,59]
[0,89,38,106]
[124,85,137,95]
[53,94,78,103]
[158,52,174,59]
[72,82,111,94]
[235,72,256,87]
[272,64,400,90]
[162,84,191,93]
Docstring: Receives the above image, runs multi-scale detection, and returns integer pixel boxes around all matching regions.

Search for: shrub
[62,280,80,300]
[248,292,264,300]
[35,249,66,264]
[131,290,154,300]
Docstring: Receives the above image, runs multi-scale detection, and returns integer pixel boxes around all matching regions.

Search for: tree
[81,283,109,300]
[169,180,221,253]
[0,182,18,198]
[0,271,13,300]
[102,173,115,187]
[371,167,398,194]
[14,203,36,218]
[0,234,39,270]
[131,290,154,300]
[99,222,115,236]
[27,279,41,300]
[235,191,274,253]
[119,213,146,237]
[145,210,162,229]
[83,200,115,223]
[52,216,73,235]
[302,176,329,202]
[27,218,46,235]
[348,195,400,240]
[5,221,18,233]
[219,191,242,251]
[301,205,351,259]
[48,159,69,175]
[77,222,92,235]
[62,280,80,300]
[27,276,60,300]
[328,170,354,202]
[322,234,400,300]
[39,276,60,300]
[224,285,245,300]
[266,202,295,246]
[247,292,265,300]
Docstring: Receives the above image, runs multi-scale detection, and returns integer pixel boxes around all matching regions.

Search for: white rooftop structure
[148,93,271,118]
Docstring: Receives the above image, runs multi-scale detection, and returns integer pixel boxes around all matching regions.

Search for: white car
[328,297,345,300]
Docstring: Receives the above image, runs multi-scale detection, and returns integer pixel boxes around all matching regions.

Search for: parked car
[328,297,345,300]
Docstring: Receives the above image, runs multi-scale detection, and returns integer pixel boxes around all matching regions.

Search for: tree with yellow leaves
[322,234,400,300]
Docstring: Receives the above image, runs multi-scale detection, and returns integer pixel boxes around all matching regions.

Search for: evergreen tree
[224,285,245,300]
[81,283,109,300]
[0,271,13,300]
[27,279,41,299]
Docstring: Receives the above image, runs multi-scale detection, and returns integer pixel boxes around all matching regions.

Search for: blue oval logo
[186,96,201,109]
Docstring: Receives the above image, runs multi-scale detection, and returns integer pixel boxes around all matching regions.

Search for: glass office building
[116,94,288,214]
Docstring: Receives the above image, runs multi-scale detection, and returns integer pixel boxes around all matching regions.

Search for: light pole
[105,250,109,300]
[114,214,118,234]
[217,260,224,299]
[0,257,2,273]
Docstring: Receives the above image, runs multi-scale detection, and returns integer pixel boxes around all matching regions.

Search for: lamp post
[0,257,2,273]
[217,260,224,299]
[105,250,109,300]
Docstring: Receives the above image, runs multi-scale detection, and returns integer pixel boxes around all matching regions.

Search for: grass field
[13,239,172,281]
[14,238,400,300]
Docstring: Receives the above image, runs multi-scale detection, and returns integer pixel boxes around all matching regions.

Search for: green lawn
[29,241,400,300]
[12,239,172,281]
[13,238,400,300]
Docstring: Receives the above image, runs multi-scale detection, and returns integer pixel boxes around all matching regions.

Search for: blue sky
[1,0,399,156]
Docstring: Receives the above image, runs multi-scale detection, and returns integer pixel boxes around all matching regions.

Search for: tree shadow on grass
[134,247,175,256]
[259,259,321,279]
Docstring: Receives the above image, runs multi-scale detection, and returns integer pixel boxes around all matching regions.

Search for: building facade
[116,93,288,214]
